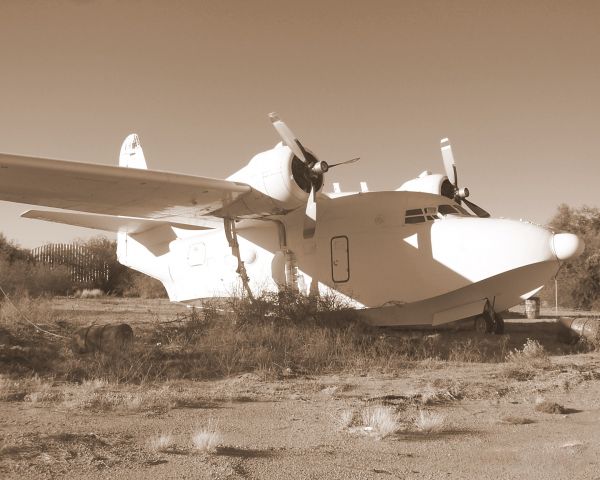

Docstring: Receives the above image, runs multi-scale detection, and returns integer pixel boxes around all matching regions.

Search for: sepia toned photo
[0,1,599,478]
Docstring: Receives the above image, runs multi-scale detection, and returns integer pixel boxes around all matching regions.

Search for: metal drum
[525,296,540,319]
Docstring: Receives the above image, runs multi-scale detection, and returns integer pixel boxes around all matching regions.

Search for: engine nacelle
[227,143,310,216]
[396,171,454,199]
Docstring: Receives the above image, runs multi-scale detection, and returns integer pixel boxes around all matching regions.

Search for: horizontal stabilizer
[22,210,212,234]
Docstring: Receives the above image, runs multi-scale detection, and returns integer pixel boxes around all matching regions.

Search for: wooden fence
[30,243,109,285]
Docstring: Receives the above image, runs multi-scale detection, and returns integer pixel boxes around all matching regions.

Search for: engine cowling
[396,171,455,200]
[227,143,312,216]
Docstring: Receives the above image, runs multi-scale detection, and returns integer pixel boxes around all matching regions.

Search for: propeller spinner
[440,138,490,218]
[269,112,359,237]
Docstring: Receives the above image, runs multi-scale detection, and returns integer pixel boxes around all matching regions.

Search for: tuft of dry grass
[61,383,175,412]
[507,338,549,364]
[414,410,445,433]
[499,415,535,425]
[74,288,105,299]
[534,397,566,414]
[360,406,399,439]
[191,426,222,453]
[337,409,355,430]
[148,434,173,453]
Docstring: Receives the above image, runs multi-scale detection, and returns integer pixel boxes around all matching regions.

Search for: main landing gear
[474,301,505,334]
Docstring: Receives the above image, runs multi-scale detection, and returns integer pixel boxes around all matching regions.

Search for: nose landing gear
[474,300,505,334]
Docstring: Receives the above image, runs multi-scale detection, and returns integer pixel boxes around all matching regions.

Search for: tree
[547,204,600,310]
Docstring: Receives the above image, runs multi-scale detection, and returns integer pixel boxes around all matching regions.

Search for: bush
[124,273,167,299]
[544,204,600,310]
[0,257,71,297]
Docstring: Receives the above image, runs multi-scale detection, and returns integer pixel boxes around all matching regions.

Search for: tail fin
[119,133,147,169]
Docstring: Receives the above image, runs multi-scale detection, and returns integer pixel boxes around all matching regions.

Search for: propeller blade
[328,157,360,168]
[269,112,308,164]
[463,198,490,218]
[303,186,317,239]
[440,138,457,187]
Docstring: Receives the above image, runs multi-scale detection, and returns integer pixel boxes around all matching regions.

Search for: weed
[499,415,535,425]
[414,410,445,433]
[74,289,104,299]
[504,339,550,378]
[360,406,399,439]
[337,409,355,430]
[507,338,548,362]
[534,397,566,414]
[191,426,222,453]
[148,434,173,453]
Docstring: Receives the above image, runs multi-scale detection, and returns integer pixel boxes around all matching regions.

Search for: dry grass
[507,338,549,363]
[337,409,355,430]
[148,434,173,453]
[74,288,104,299]
[61,384,175,412]
[499,415,535,425]
[0,294,562,384]
[191,426,222,453]
[414,410,445,433]
[534,397,567,414]
[360,406,399,439]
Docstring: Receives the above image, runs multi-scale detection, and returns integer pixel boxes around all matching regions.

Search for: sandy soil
[2,299,600,479]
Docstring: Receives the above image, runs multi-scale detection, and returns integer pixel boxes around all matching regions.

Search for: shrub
[414,410,445,433]
[148,434,173,453]
[191,426,222,453]
[360,406,399,439]
[543,204,600,310]
[506,338,548,363]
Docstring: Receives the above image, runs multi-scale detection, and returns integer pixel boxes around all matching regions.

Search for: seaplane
[0,114,584,333]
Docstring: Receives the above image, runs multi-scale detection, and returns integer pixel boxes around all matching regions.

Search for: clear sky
[0,0,598,248]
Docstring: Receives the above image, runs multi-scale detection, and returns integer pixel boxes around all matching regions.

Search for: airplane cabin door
[331,236,349,283]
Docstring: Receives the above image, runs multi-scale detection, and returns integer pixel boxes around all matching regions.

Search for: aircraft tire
[493,313,505,335]
[474,314,493,333]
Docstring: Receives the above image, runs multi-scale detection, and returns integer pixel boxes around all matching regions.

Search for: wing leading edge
[0,153,253,221]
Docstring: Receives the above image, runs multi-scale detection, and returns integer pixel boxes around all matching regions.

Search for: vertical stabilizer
[119,133,147,169]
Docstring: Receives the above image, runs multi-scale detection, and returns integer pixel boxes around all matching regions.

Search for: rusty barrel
[525,297,540,319]
[558,317,600,343]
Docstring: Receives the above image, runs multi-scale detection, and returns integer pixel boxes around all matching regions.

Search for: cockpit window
[437,204,471,217]
[405,205,472,224]
[405,208,426,224]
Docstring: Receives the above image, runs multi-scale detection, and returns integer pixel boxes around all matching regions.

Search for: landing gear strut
[474,301,504,334]
[224,217,254,302]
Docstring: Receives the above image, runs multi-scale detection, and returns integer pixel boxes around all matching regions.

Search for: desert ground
[1,298,600,479]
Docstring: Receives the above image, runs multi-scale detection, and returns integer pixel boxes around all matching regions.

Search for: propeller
[440,138,490,218]
[269,112,359,238]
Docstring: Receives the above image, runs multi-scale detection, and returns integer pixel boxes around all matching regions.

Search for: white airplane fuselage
[119,188,577,327]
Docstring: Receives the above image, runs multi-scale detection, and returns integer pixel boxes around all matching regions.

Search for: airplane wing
[21,210,213,234]
[0,153,253,220]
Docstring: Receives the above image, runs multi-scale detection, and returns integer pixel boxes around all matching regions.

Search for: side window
[188,242,206,266]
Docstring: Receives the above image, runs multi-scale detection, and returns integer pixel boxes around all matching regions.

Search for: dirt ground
[2,299,600,479]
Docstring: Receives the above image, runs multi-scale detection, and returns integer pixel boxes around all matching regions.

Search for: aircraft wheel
[474,314,493,333]
[493,313,505,335]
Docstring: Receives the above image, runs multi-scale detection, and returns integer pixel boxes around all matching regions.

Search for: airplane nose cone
[552,233,585,261]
